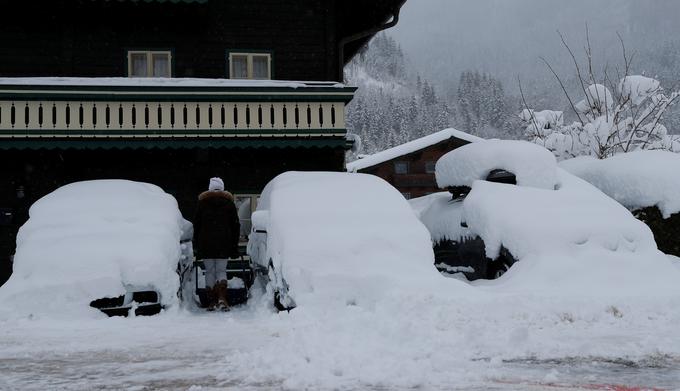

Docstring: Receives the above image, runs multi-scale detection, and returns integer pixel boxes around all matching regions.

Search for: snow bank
[248,172,454,308]
[561,150,680,218]
[462,169,680,296]
[435,139,557,190]
[346,128,482,172]
[0,180,185,319]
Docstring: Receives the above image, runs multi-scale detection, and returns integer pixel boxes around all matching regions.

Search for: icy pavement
[2,294,680,391]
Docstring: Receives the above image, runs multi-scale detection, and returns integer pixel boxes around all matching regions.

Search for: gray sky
[390,0,680,96]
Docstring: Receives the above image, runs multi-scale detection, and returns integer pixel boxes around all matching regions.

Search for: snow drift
[0,180,186,319]
[560,150,680,218]
[248,171,453,309]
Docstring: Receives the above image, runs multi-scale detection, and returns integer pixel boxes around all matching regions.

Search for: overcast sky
[390,0,680,94]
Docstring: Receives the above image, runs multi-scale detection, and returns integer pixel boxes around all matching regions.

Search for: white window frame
[127,50,172,78]
[229,52,272,80]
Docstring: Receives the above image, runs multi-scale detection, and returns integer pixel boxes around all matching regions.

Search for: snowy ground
[2,287,680,391]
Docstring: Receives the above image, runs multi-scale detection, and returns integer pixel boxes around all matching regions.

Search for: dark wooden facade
[0,0,407,284]
[0,0,404,82]
[354,137,471,199]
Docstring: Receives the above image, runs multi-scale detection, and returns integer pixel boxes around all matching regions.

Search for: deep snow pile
[435,139,558,190]
[462,170,680,296]
[0,180,186,319]
[560,150,680,218]
[248,172,453,308]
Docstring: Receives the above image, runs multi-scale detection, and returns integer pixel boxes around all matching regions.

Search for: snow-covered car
[410,140,666,282]
[561,150,680,257]
[0,180,189,318]
[247,171,437,311]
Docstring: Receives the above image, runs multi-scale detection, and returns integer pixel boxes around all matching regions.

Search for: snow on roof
[0,77,346,89]
[435,139,558,190]
[0,180,186,319]
[247,172,454,308]
[560,150,680,218]
[346,128,482,172]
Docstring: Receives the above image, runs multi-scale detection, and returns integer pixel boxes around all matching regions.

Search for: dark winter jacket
[193,190,241,259]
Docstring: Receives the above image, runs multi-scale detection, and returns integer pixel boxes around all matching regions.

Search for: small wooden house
[346,128,481,199]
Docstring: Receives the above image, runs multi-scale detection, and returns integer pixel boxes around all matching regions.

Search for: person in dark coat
[193,177,240,311]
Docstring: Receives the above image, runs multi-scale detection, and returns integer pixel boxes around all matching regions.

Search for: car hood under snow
[0,180,186,319]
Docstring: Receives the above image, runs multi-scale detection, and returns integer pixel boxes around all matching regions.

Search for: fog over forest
[391,0,680,96]
[346,0,680,155]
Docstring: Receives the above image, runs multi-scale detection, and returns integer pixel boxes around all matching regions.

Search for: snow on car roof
[560,150,680,218]
[250,171,452,307]
[346,128,482,173]
[435,139,558,190]
[0,180,185,319]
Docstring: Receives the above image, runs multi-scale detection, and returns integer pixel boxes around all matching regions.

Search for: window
[229,52,271,79]
[127,51,172,78]
[425,161,436,174]
[394,161,409,175]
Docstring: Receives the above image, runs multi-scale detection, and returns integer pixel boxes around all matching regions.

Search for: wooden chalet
[346,129,482,199]
[0,0,407,283]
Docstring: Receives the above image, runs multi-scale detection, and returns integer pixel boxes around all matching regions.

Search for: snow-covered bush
[522,75,679,160]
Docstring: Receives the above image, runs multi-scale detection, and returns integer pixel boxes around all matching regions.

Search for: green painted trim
[0,92,354,103]
[0,128,347,136]
[0,137,347,150]
[225,49,275,79]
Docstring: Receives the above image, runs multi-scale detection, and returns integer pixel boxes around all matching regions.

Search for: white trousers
[203,259,228,288]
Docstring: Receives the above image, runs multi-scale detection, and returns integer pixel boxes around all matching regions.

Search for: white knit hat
[208,177,224,191]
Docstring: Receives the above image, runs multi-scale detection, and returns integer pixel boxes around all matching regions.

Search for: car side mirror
[252,210,269,234]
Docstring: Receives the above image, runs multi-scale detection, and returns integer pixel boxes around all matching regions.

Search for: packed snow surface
[561,150,680,217]
[0,77,344,89]
[0,180,185,319]
[346,128,482,172]
[248,171,452,308]
[435,139,558,190]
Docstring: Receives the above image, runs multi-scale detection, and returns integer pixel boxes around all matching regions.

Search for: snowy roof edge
[346,128,483,172]
[0,77,347,89]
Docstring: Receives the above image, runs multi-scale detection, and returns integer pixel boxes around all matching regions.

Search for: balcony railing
[0,78,356,141]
